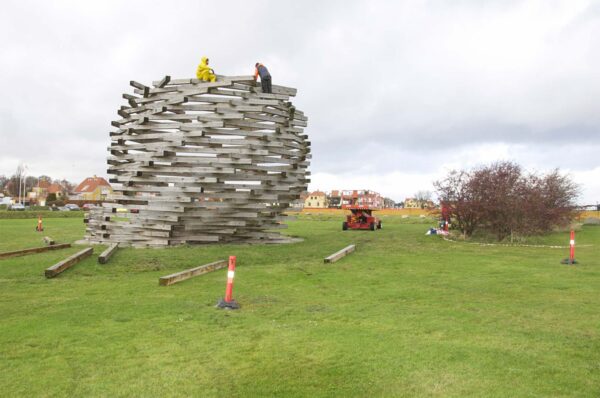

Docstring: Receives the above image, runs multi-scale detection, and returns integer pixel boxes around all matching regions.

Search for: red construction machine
[342,205,382,231]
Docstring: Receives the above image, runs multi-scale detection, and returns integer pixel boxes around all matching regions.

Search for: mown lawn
[0,216,599,397]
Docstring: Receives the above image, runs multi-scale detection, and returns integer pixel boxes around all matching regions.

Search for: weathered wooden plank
[324,245,356,263]
[159,259,227,286]
[98,243,119,264]
[156,75,171,88]
[0,243,71,259]
[44,247,93,278]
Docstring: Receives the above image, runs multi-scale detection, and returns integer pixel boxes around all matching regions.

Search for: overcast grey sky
[1,0,599,203]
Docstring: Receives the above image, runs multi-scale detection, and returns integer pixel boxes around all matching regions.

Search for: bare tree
[469,161,523,241]
[519,170,579,235]
[59,179,75,193]
[7,164,26,198]
[435,162,578,240]
[37,175,53,184]
[434,170,482,237]
[414,190,432,209]
[0,175,8,193]
[25,176,38,189]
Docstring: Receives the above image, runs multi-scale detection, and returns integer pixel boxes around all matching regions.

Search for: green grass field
[1,216,599,397]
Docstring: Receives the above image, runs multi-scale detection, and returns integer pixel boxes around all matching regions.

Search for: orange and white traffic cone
[216,256,240,309]
[561,230,577,265]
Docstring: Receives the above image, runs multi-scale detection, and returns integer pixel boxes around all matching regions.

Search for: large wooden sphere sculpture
[85,75,310,247]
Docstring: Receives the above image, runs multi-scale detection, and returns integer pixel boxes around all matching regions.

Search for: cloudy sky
[1,0,599,204]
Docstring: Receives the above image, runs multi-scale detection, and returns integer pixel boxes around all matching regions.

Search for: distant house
[383,197,396,208]
[338,189,384,208]
[328,190,341,208]
[48,183,66,199]
[28,179,65,205]
[404,198,419,208]
[37,178,52,191]
[355,190,384,208]
[291,192,308,209]
[29,179,51,202]
[404,197,435,209]
[73,176,113,201]
[304,191,328,208]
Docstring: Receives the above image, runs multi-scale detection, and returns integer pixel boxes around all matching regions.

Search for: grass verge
[0,217,599,397]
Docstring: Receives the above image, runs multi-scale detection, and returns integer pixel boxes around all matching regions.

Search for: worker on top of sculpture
[254,62,272,93]
[196,56,216,82]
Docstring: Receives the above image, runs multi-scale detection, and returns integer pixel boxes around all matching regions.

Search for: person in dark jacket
[254,62,272,93]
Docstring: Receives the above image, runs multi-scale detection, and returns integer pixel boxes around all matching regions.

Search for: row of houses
[2,175,113,205]
[2,177,437,211]
[302,190,393,209]
[302,190,436,209]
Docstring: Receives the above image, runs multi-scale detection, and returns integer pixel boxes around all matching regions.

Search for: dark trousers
[261,76,272,93]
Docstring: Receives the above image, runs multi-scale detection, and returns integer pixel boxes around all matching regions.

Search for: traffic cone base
[216,298,240,310]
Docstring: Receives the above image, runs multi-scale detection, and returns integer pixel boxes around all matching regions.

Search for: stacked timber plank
[85,75,310,247]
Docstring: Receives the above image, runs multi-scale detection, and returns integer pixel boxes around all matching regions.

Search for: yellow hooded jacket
[196,56,216,82]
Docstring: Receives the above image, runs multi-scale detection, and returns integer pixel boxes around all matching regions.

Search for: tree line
[0,172,75,197]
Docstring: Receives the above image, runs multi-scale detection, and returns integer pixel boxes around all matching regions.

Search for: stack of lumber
[85,75,310,247]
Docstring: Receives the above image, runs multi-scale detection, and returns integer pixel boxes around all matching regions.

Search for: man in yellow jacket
[196,56,216,82]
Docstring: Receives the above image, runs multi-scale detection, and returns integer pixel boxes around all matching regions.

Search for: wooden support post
[45,248,93,278]
[324,244,356,263]
[0,243,71,260]
[43,237,55,246]
[98,243,119,264]
[159,259,227,286]
[156,75,171,88]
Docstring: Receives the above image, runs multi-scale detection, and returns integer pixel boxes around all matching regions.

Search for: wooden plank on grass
[324,244,356,263]
[98,243,119,264]
[45,247,93,278]
[0,243,71,260]
[159,259,227,286]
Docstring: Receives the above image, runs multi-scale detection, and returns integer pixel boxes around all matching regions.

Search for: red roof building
[47,183,64,194]
[304,191,328,208]
[38,179,51,190]
[74,176,113,201]
[29,179,64,203]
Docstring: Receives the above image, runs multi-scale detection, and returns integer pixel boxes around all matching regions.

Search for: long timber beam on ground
[159,259,228,286]
[0,243,71,260]
[45,248,93,278]
[324,245,356,263]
